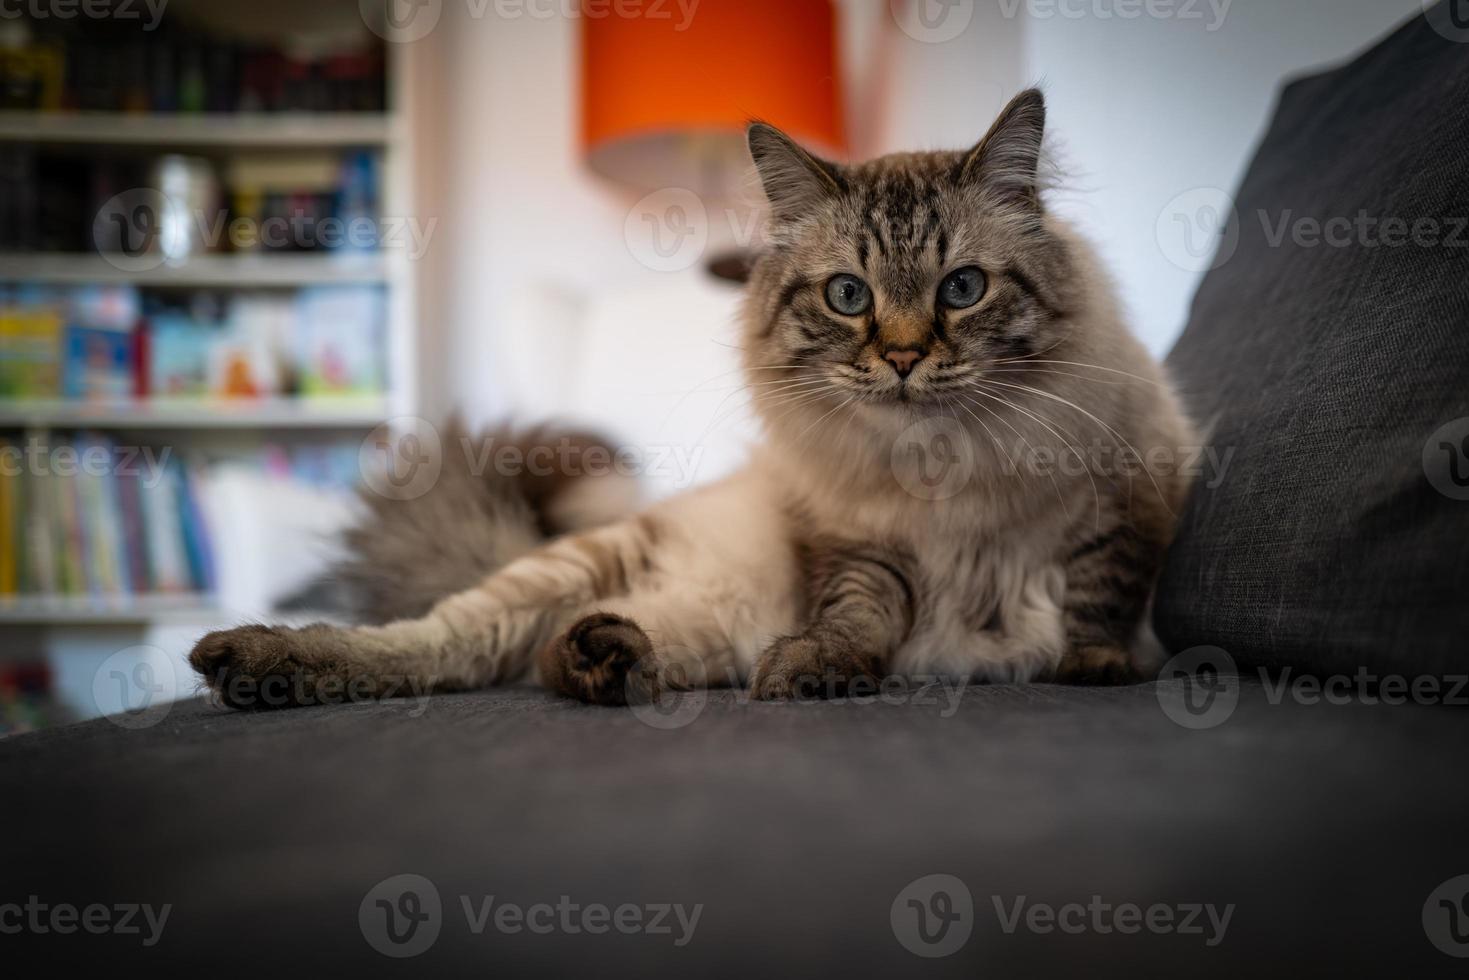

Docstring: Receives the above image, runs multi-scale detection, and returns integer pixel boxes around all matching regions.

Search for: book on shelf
[0,448,15,593]
[0,433,363,603]
[0,144,384,256]
[24,458,55,593]
[0,17,385,115]
[0,283,387,405]
[0,293,63,398]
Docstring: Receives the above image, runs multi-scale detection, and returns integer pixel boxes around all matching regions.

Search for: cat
[190,89,1197,709]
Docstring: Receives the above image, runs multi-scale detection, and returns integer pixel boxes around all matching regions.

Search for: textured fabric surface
[1155,10,1469,677]
[5,685,1468,976]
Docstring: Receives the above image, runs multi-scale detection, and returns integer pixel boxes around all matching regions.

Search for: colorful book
[294,287,385,396]
[24,462,57,595]
[62,327,135,402]
[0,303,63,398]
[177,462,216,593]
[61,287,140,401]
[76,437,129,595]
[114,466,151,594]
[141,463,190,593]
[53,462,84,595]
[146,312,218,398]
[0,439,15,595]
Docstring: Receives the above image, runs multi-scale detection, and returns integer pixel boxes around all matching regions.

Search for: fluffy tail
[285,420,641,625]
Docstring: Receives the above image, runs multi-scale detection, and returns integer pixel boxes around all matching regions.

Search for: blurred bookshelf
[0,396,387,430]
[0,110,398,148]
[0,253,392,287]
[0,0,426,681]
[0,592,221,626]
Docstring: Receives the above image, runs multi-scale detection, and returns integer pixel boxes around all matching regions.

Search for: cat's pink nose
[884,348,925,378]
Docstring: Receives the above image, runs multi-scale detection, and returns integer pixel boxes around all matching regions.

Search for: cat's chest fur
[817,490,1073,682]
[893,529,1068,682]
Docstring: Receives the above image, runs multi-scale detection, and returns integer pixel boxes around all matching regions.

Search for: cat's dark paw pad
[1046,645,1139,686]
[750,636,879,701]
[557,612,653,706]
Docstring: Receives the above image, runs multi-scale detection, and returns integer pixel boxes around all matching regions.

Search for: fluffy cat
[190,90,1196,708]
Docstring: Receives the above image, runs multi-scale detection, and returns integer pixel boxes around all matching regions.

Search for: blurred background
[0,0,1424,729]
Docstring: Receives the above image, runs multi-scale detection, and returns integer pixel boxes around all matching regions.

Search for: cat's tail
[282,418,641,625]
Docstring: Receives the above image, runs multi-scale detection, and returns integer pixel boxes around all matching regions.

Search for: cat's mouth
[863,379,941,408]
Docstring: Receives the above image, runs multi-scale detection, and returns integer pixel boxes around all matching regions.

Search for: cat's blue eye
[825,274,872,316]
[938,266,986,309]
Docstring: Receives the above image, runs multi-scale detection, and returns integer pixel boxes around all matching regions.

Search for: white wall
[1021,0,1424,352]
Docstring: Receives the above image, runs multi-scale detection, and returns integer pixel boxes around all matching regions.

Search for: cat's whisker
[759,385,844,431]
[941,393,1017,476]
[985,368,1141,388]
[977,378,1176,517]
[694,376,828,392]
[794,394,856,446]
[700,380,834,442]
[961,387,1102,531]
[988,358,1164,387]
[697,380,835,440]
[751,382,841,411]
[690,375,833,442]
[952,391,1070,520]
[654,363,788,434]
[835,390,866,446]
[990,335,1068,365]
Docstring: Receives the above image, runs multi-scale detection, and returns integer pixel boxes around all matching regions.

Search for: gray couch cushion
[4,684,1469,976]
[1155,8,1469,678]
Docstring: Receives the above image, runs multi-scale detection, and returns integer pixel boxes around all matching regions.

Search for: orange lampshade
[581,0,846,194]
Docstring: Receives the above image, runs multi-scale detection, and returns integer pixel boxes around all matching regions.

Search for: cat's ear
[959,88,1046,209]
[747,122,844,223]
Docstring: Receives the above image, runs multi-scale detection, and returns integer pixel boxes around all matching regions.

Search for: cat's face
[744,90,1072,420]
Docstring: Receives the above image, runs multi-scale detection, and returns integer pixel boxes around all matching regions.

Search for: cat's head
[743,89,1077,431]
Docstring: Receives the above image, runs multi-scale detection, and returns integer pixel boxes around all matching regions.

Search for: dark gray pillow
[1154,7,1469,679]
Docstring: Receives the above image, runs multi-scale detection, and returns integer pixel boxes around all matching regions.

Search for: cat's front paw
[190,625,312,709]
[544,612,656,706]
[749,635,883,701]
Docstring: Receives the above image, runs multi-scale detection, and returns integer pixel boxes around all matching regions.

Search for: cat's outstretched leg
[190,518,662,709]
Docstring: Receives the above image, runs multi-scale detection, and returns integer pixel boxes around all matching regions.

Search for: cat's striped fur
[190,90,1196,708]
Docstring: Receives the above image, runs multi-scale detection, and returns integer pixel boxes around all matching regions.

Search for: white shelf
[0,397,388,430]
[0,253,391,288]
[0,112,397,148]
[0,593,222,626]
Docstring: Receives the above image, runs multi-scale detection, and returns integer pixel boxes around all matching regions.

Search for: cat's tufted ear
[747,122,844,224]
[958,88,1047,209]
